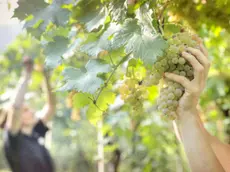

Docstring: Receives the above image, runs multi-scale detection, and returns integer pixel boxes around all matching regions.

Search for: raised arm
[165,43,226,172]
[7,57,33,134]
[40,69,56,124]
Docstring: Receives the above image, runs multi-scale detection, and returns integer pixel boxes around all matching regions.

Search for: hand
[23,56,34,74]
[165,43,210,116]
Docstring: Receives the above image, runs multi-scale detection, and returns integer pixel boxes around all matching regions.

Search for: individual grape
[168,92,175,100]
[161,59,168,66]
[167,99,173,105]
[168,111,177,120]
[172,100,178,107]
[174,88,183,97]
[179,71,186,76]
[187,70,193,77]
[125,79,137,88]
[167,86,175,92]
[162,108,170,115]
[173,82,182,88]
[169,45,178,54]
[172,57,178,64]
[177,64,185,70]
[184,64,191,71]
[169,64,177,71]
[173,70,180,75]
[178,58,186,65]
[155,62,162,69]
[178,45,185,52]
[168,105,174,110]
[119,84,129,95]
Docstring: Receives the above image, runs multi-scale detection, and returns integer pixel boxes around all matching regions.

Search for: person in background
[165,43,230,172]
[1,56,56,172]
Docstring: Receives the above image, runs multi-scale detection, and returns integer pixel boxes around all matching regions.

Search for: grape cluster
[119,78,148,115]
[144,32,201,119]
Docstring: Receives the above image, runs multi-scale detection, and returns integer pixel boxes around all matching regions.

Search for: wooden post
[97,120,104,172]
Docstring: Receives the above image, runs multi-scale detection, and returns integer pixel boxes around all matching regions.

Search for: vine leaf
[87,88,116,125]
[43,36,69,68]
[24,0,70,31]
[80,41,104,57]
[78,8,107,32]
[73,92,91,108]
[111,18,167,65]
[14,0,48,20]
[80,23,120,57]
[126,34,167,65]
[112,19,141,50]
[59,59,111,94]
[108,0,126,22]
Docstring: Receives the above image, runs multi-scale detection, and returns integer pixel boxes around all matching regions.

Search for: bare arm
[40,70,56,124]
[165,43,226,172]
[196,112,230,172]
[176,109,225,172]
[7,58,32,134]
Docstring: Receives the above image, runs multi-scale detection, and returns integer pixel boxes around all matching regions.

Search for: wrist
[176,107,199,121]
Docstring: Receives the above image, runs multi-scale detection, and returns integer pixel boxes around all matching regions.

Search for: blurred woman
[1,56,56,172]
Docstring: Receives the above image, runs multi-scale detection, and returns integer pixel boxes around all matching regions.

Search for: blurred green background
[0,0,230,172]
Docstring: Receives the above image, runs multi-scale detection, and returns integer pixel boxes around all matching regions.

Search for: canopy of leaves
[0,0,229,171]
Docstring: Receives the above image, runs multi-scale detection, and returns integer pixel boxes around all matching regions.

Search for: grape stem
[94,53,132,105]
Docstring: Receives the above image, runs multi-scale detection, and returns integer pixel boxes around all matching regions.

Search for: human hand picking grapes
[165,43,210,117]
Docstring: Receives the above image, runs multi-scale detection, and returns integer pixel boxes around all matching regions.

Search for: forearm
[11,72,31,108]
[43,71,55,108]
[176,109,225,172]
[41,71,56,122]
[7,72,31,134]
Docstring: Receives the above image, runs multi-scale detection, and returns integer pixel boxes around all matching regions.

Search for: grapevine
[144,31,202,120]
[119,31,202,120]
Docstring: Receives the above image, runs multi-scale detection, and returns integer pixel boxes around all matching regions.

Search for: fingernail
[164,72,169,76]
[182,51,186,55]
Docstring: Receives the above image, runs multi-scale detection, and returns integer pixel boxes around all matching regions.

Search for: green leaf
[112,18,167,65]
[59,59,111,94]
[80,23,120,56]
[24,0,70,31]
[112,19,141,50]
[43,27,70,41]
[108,0,126,22]
[135,4,156,33]
[14,0,48,20]
[80,41,104,57]
[73,92,91,108]
[126,34,167,65]
[87,88,116,125]
[98,23,120,51]
[78,8,107,32]
[43,36,69,68]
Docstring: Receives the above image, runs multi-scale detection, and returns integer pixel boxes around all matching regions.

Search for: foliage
[0,0,230,171]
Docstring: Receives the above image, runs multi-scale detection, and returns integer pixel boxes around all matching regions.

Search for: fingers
[165,73,191,89]
[186,47,210,69]
[199,43,208,57]
[181,52,204,82]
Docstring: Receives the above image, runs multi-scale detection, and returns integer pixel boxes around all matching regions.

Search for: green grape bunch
[144,31,202,120]
[119,77,148,116]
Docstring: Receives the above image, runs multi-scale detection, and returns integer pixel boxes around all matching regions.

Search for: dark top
[3,120,54,172]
